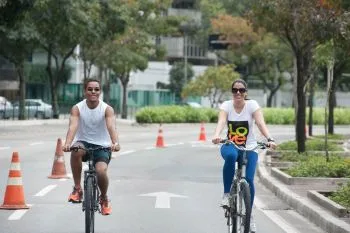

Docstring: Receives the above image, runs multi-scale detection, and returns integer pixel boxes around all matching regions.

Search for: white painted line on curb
[29,142,44,146]
[8,204,33,221]
[34,184,57,197]
[255,197,301,233]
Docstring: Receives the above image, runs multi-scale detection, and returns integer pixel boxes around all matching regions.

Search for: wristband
[267,137,275,142]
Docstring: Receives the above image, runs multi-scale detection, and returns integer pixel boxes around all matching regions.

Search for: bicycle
[70,146,111,233]
[219,139,268,233]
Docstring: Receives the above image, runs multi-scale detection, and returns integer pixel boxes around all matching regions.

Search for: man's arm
[105,106,120,152]
[63,106,80,152]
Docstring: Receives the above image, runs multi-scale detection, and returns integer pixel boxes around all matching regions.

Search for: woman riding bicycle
[212,79,276,231]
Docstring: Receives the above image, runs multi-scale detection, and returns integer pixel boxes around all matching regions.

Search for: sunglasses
[232,88,247,94]
[87,87,100,92]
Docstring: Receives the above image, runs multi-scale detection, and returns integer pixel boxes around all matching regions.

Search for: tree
[182,65,240,107]
[0,0,37,120]
[251,0,341,152]
[168,62,194,103]
[31,0,98,118]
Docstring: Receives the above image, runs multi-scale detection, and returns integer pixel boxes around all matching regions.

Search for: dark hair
[232,79,249,100]
[231,79,247,89]
[84,78,100,90]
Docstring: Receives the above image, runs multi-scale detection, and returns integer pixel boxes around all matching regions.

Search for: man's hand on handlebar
[111,143,121,152]
[212,137,221,144]
[62,144,71,152]
[267,141,277,150]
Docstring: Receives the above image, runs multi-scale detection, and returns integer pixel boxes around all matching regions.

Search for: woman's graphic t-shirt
[220,100,260,148]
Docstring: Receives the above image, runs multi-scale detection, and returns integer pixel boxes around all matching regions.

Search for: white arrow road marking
[0,146,10,150]
[8,204,33,220]
[34,184,57,197]
[29,142,44,146]
[139,192,188,208]
[254,197,301,233]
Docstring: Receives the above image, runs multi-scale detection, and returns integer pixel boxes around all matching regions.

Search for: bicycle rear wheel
[85,176,96,233]
[232,181,251,233]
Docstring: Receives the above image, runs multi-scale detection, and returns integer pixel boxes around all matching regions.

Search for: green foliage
[278,138,342,151]
[285,156,350,178]
[168,62,194,102]
[329,182,350,210]
[135,106,218,124]
[182,65,240,107]
[262,108,294,124]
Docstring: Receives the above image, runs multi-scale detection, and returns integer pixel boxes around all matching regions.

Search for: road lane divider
[34,185,57,197]
[8,204,33,221]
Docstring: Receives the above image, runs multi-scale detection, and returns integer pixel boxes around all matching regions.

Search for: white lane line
[120,150,136,155]
[8,204,33,220]
[34,184,57,197]
[0,146,10,150]
[29,142,44,146]
[145,146,155,150]
[254,197,301,233]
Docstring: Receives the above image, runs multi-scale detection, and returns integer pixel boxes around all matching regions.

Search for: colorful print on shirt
[227,120,249,147]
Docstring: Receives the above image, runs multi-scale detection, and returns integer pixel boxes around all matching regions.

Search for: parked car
[12,99,53,119]
[185,102,203,108]
[0,96,13,119]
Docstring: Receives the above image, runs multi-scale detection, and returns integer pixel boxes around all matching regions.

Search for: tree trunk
[17,62,26,120]
[120,72,130,119]
[328,72,336,134]
[296,52,308,153]
[308,74,315,136]
[104,69,111,104]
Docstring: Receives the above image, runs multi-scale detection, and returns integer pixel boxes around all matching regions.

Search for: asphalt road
[1,122,346,233]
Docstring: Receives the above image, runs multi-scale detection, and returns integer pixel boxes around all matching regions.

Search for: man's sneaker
[99,196,112,215]
[68,186,83,203]
[250,215,257,232]
[220,193,230,207]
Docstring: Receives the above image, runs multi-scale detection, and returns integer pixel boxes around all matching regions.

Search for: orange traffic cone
[155,124,165,148]
[48,138,69,179]
[198,122,207,141]
[0,152,29,209]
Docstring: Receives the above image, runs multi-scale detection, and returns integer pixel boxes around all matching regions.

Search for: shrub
[285,156,350,178]
[278,138,342,151]
[329,182,350,210]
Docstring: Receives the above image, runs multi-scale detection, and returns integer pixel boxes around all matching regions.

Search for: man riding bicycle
[63,78,120,216]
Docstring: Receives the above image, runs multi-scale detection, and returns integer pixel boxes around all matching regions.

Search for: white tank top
[73,99,111,147]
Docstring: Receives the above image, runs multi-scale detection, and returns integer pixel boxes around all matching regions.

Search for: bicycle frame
[70,146,111,233]
[220,140,267,233]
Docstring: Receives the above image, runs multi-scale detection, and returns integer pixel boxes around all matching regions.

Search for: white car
[13,99,53,119]
[0,96,13,119]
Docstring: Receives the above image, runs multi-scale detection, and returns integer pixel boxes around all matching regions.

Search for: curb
[257,151,350,233]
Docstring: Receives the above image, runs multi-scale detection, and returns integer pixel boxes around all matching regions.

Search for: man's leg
[68,142,85,203]
[95,162,109,197]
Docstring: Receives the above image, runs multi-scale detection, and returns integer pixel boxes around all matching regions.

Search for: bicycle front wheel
[85,176,96,233]
[232,181,251,233]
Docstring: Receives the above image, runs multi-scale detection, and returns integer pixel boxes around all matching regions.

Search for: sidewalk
[257,151,350,233]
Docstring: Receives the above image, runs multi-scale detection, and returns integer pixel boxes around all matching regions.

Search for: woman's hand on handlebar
[267,141,277,150]
[212,137,221,144]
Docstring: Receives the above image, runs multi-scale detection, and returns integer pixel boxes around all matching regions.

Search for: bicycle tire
[232,180,251,233]
[85,176,95,233]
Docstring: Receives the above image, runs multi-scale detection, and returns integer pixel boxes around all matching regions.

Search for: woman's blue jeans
[220,143,258,207]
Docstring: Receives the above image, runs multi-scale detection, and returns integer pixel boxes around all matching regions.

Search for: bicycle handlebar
[70,146,111,152]
[219,139,269,151]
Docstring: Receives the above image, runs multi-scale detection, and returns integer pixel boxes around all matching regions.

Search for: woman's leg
[245,151,258,208]
[220,144,239,193]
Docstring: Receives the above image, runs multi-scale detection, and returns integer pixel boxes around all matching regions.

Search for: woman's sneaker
[220,193,230,207]
[250,215,257,232]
